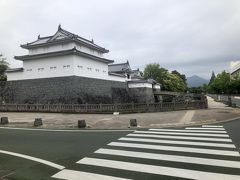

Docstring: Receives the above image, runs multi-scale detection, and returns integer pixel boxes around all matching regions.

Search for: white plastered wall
[73,55,109,80]
[7,55,74,81]
[7,55,126,82]
[29,42,103,57]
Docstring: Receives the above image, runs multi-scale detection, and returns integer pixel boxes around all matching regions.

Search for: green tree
[172,70,187,85]
[188,86,203,94]
[229,75,240,94]
[143,63,187,92]
[163,73,187,92]
[143,63,168,84]
[208,71,215,85]
[209,71,231,94]
[0,54,9,104]
[0,54,8,81]
[202,83,209,94]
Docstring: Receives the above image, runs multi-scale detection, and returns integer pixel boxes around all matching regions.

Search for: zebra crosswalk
[52,125,240,180]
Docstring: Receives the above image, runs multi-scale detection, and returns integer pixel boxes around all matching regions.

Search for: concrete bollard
[34,118,43,127]
[78,120,86,128]
[1,117,9,125]
[130,119,137,127]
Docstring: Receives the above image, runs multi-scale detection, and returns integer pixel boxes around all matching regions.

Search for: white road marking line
[149,129,227,134]
[77,158,240,180]
[180,110,195,123]
[108,142,240,156]
[52,169,132,180]
[185,127,225,130]
[127,134,232,142]
[202,125,224,128]
[119,137,236,148]
[0,127,133,132]
[95,148,240,169]
[134,131,229,137]
[0,150,65,170]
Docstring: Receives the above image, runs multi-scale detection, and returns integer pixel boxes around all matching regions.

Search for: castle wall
[5,76,131,104]
[128,87,156,104]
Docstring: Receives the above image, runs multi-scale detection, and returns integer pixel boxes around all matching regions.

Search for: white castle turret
[5,26,158,104]
[7,25,125,82]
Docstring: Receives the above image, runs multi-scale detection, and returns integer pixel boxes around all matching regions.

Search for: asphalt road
[0,119,240,180]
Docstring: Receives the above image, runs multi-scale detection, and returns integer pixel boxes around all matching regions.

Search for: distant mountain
[187,75,209,87]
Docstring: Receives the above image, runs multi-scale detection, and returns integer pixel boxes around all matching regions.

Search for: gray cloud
[1,0,240,79]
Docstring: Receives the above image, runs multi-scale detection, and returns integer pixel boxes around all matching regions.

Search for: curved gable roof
[21,25,109,53]
[108,61,131,73]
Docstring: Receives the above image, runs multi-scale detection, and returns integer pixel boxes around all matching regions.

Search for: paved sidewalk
[207,96,230,109]
[0,97,239,129]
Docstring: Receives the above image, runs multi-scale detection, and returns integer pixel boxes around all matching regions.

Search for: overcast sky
[1,0,240,79]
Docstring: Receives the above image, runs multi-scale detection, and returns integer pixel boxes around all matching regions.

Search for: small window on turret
[63,65,70,69]
[38,68,44,72]
[50,66,57,70]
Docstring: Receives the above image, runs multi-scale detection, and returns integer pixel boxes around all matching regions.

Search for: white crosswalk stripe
[127,133,232,142]
[185,127,225,130]
[133,130,229,137]
[77,157,240,180]
[52,169,132,180]
[202,125,223,128]
[108,142,239,156]
[149,128,227,133]
[52,126,240,180]
[95,148,240,168]
[118,137,236,148]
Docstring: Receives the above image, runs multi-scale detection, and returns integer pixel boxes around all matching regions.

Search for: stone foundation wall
[4,76,132,104]
[128,87,155,103]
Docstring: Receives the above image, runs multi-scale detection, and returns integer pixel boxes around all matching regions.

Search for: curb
[153,116,240,128]
[1,116,239,131]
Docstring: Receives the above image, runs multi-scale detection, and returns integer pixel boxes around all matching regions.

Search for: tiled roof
[6,68,24,73]
[21,25,109,53]
[108,72,126,77]
[108,61,131,73]
[128,78,157,84]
